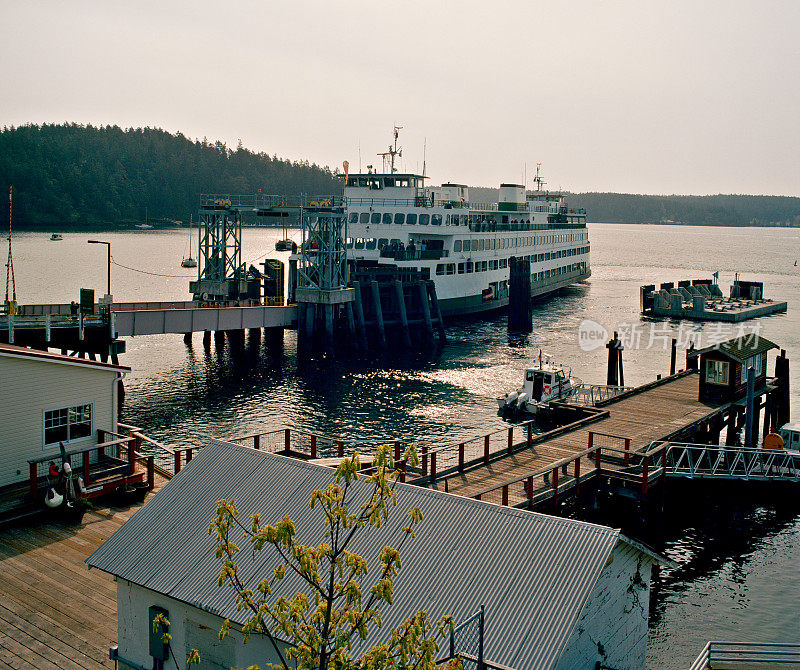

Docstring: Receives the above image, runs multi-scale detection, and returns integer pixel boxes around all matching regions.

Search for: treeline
[570,192,800,227]
[3,123,799,228]
[470,186,800,227]
[0,123,340,228]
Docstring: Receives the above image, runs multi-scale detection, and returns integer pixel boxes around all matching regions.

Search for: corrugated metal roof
[687,336,778,363]
[87,440,640,669]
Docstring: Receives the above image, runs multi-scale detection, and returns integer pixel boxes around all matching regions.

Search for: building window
[454,240,462,252]
[44,404,92,448]
[706,359,729,386]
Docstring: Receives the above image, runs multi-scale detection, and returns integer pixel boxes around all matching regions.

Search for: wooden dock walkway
[0,474,168,670]
[425,372,735,507]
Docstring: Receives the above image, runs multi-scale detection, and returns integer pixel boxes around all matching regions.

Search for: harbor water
[11,223,800,668]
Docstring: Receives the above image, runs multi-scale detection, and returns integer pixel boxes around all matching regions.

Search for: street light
[87,240,111,297]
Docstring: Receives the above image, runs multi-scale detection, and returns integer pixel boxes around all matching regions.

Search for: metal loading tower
[190,196,246,302]
[295,205,354,349]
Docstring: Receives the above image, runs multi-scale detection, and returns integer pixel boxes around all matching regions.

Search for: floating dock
[640,278,787,322]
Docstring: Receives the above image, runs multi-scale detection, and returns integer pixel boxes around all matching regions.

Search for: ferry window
[396,178,409,187]
[394,213,405,224]
[500,259,508,268]
[360,213,370,223]
[347,177,358,187]
[349,212,358,223]
[44,404,92,446]
[478,239,485,251]
[346,238,354,248]
[436,264,445,275]
[454,240,462,252]
[419,214,430,225]
[371,213,381,224]
[482,261,488,271]
[407,213,417,225]
[355,238,365,249]
[447,264,455,275]
[358,177,368,187]
[368,179,382,190]
[383,213,393,224]
[390,239,401,246]
[366,238,377,250]
[384,178,395,187]
[491,239,496,250]
[458,263,465,274]
[432,214,442,225]
[378,238,388,248]
[466,262,473,273]
[469,240,478,251]
[461,215,468,225]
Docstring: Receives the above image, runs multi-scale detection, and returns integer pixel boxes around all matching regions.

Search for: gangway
[659,441,800,482]
[563,383,633,406]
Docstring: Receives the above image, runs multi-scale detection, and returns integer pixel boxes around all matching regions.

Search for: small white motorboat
[497,351,577,415]
[776,422,800,454]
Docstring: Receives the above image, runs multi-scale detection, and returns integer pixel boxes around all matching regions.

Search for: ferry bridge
[0,192,449,358]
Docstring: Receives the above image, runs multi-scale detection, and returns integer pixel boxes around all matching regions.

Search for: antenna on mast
[423,137,427,178]
[377,125,403,173]
[5,185,17,305]
[533,163,546,192]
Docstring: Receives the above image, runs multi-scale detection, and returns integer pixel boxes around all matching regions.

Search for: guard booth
[688,336,778,403]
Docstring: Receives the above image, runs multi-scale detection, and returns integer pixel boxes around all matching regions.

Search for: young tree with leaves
[198,443,461,670]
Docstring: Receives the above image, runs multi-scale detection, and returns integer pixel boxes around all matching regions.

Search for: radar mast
[377,125,403,173]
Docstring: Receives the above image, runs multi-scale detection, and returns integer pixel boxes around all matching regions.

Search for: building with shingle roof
[87,440,664,670]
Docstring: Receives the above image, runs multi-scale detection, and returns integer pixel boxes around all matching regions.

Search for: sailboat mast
[5,186,16,303]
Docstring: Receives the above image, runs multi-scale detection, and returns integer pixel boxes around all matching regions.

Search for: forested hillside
[2,123,798,228]
[0,124,340,228]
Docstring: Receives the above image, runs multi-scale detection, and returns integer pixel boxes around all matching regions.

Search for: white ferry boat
[341,136,590,316]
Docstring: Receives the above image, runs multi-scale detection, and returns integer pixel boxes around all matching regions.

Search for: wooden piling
[370,281,387,349]
[508,257,533,332]
[606,333,621,386]
[417,282,436,347]
[352,281,368,350]
[775,349,790,426]
[670,338,677,375]
[345,301,358,349]
[183,332,192,345]
[394,281,412,348]
[426,281,447,343]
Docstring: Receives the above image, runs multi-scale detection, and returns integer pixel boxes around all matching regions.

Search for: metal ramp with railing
[689,641,800,669]
[662,443,800,482]
[563,383,633,406]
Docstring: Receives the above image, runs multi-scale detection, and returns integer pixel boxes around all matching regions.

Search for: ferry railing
[689,641,800,670]
[379,249,449,261]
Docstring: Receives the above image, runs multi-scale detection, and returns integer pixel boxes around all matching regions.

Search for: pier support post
[304,303,315,344]
[324,304,334,352]
[426,281,447,343]
[775,349,791,426]
[606,333,621,386]
[345,302,358,350]
[417,282,436,348]
[725,410,739,445]
[394,281,412,349]
[183,332,192,345]
[370,282,387,349]
[352,282,368,351]
[508,257,533,332]
[670,338,677,375]
[744,367,755,448]
[214,330,225,351]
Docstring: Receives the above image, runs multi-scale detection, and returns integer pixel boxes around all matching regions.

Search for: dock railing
[689,641,800,669]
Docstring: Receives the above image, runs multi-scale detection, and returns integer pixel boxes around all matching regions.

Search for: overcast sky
[2,0,799,196]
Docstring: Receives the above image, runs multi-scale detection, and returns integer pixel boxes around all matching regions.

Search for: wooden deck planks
[432,373,724,503]
[0,474,169,670]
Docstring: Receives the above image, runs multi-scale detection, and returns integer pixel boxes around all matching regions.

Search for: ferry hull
[437,269,591,317]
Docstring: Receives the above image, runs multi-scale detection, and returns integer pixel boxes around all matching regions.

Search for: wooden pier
[0,473,169,670]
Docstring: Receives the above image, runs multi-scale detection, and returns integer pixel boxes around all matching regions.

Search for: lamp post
[87,240,111,297]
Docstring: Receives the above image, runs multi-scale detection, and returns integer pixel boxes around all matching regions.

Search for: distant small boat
[180,215,198,268]
[49,233,63,241]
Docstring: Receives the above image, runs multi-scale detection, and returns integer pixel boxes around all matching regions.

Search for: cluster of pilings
[296,267,446,354]
[508,257,532,331]
[184,326,285,353]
